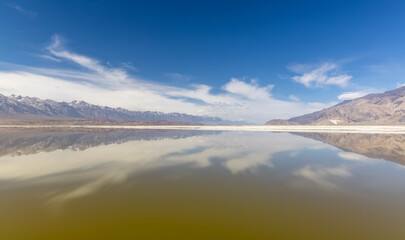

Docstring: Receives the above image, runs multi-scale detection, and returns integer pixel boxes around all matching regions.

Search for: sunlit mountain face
[1,129,405,239]
[267,86,405,125]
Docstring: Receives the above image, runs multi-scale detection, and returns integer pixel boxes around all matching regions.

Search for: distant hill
[0,93,238,125]
[266,86,405,125]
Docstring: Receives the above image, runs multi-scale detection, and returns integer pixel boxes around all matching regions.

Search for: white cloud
[222,78,273,100]
[289,95,299,101]
[46,35,131,86]
[8,2,37,17]
[396,83,405,88]
[337,89,375,101]
[0,35,334,123]
[38,55,62,62]
[120,62,138,71]
[290,63,352,88]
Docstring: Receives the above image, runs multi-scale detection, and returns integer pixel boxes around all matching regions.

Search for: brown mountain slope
[295,133,405,166]
[266,86,405,125]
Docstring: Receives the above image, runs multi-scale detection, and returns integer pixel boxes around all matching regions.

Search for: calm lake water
[1,129,405,239]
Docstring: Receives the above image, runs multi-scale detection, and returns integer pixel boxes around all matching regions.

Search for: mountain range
[0,93,238,125]
[4,86,405,126]
[267,86,405,125]
[0,128,219,157]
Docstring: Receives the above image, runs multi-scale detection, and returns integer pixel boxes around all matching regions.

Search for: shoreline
[1,125,405,134]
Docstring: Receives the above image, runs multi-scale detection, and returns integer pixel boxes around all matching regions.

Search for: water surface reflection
[0,129,404,239]
[296,132,405,165]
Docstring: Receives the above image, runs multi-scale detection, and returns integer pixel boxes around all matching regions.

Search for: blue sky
[1,0,405,123]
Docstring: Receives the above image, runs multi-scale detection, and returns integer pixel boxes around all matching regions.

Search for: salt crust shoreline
[1,125,405,134]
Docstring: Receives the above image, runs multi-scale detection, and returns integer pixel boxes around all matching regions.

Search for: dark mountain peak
[10,94,23,100]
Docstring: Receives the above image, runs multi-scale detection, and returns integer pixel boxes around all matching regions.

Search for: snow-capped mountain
[0,93,233,125]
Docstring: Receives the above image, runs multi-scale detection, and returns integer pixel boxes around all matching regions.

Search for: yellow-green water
[0,130,404,239]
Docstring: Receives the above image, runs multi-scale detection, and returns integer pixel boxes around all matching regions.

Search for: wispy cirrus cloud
[289,95,299,101]
[289,62,352,88]
[7,2,37,18]
[45,35,131,86]
[165,72,193,82]
[0,34,333,123]
[120,62,138,71]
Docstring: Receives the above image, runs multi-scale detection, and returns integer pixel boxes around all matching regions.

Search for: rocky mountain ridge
[266,86,405,125]
[0,93,235,125]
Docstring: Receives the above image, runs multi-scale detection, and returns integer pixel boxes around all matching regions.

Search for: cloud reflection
[2,130,402,207]
[0,131,329,205]
[294,165,352,190]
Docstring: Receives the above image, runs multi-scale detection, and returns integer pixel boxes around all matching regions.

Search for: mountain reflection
[0,131,329,203]
[1,130,405,208]
[0,129,220,157]
[295,133,405,166]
